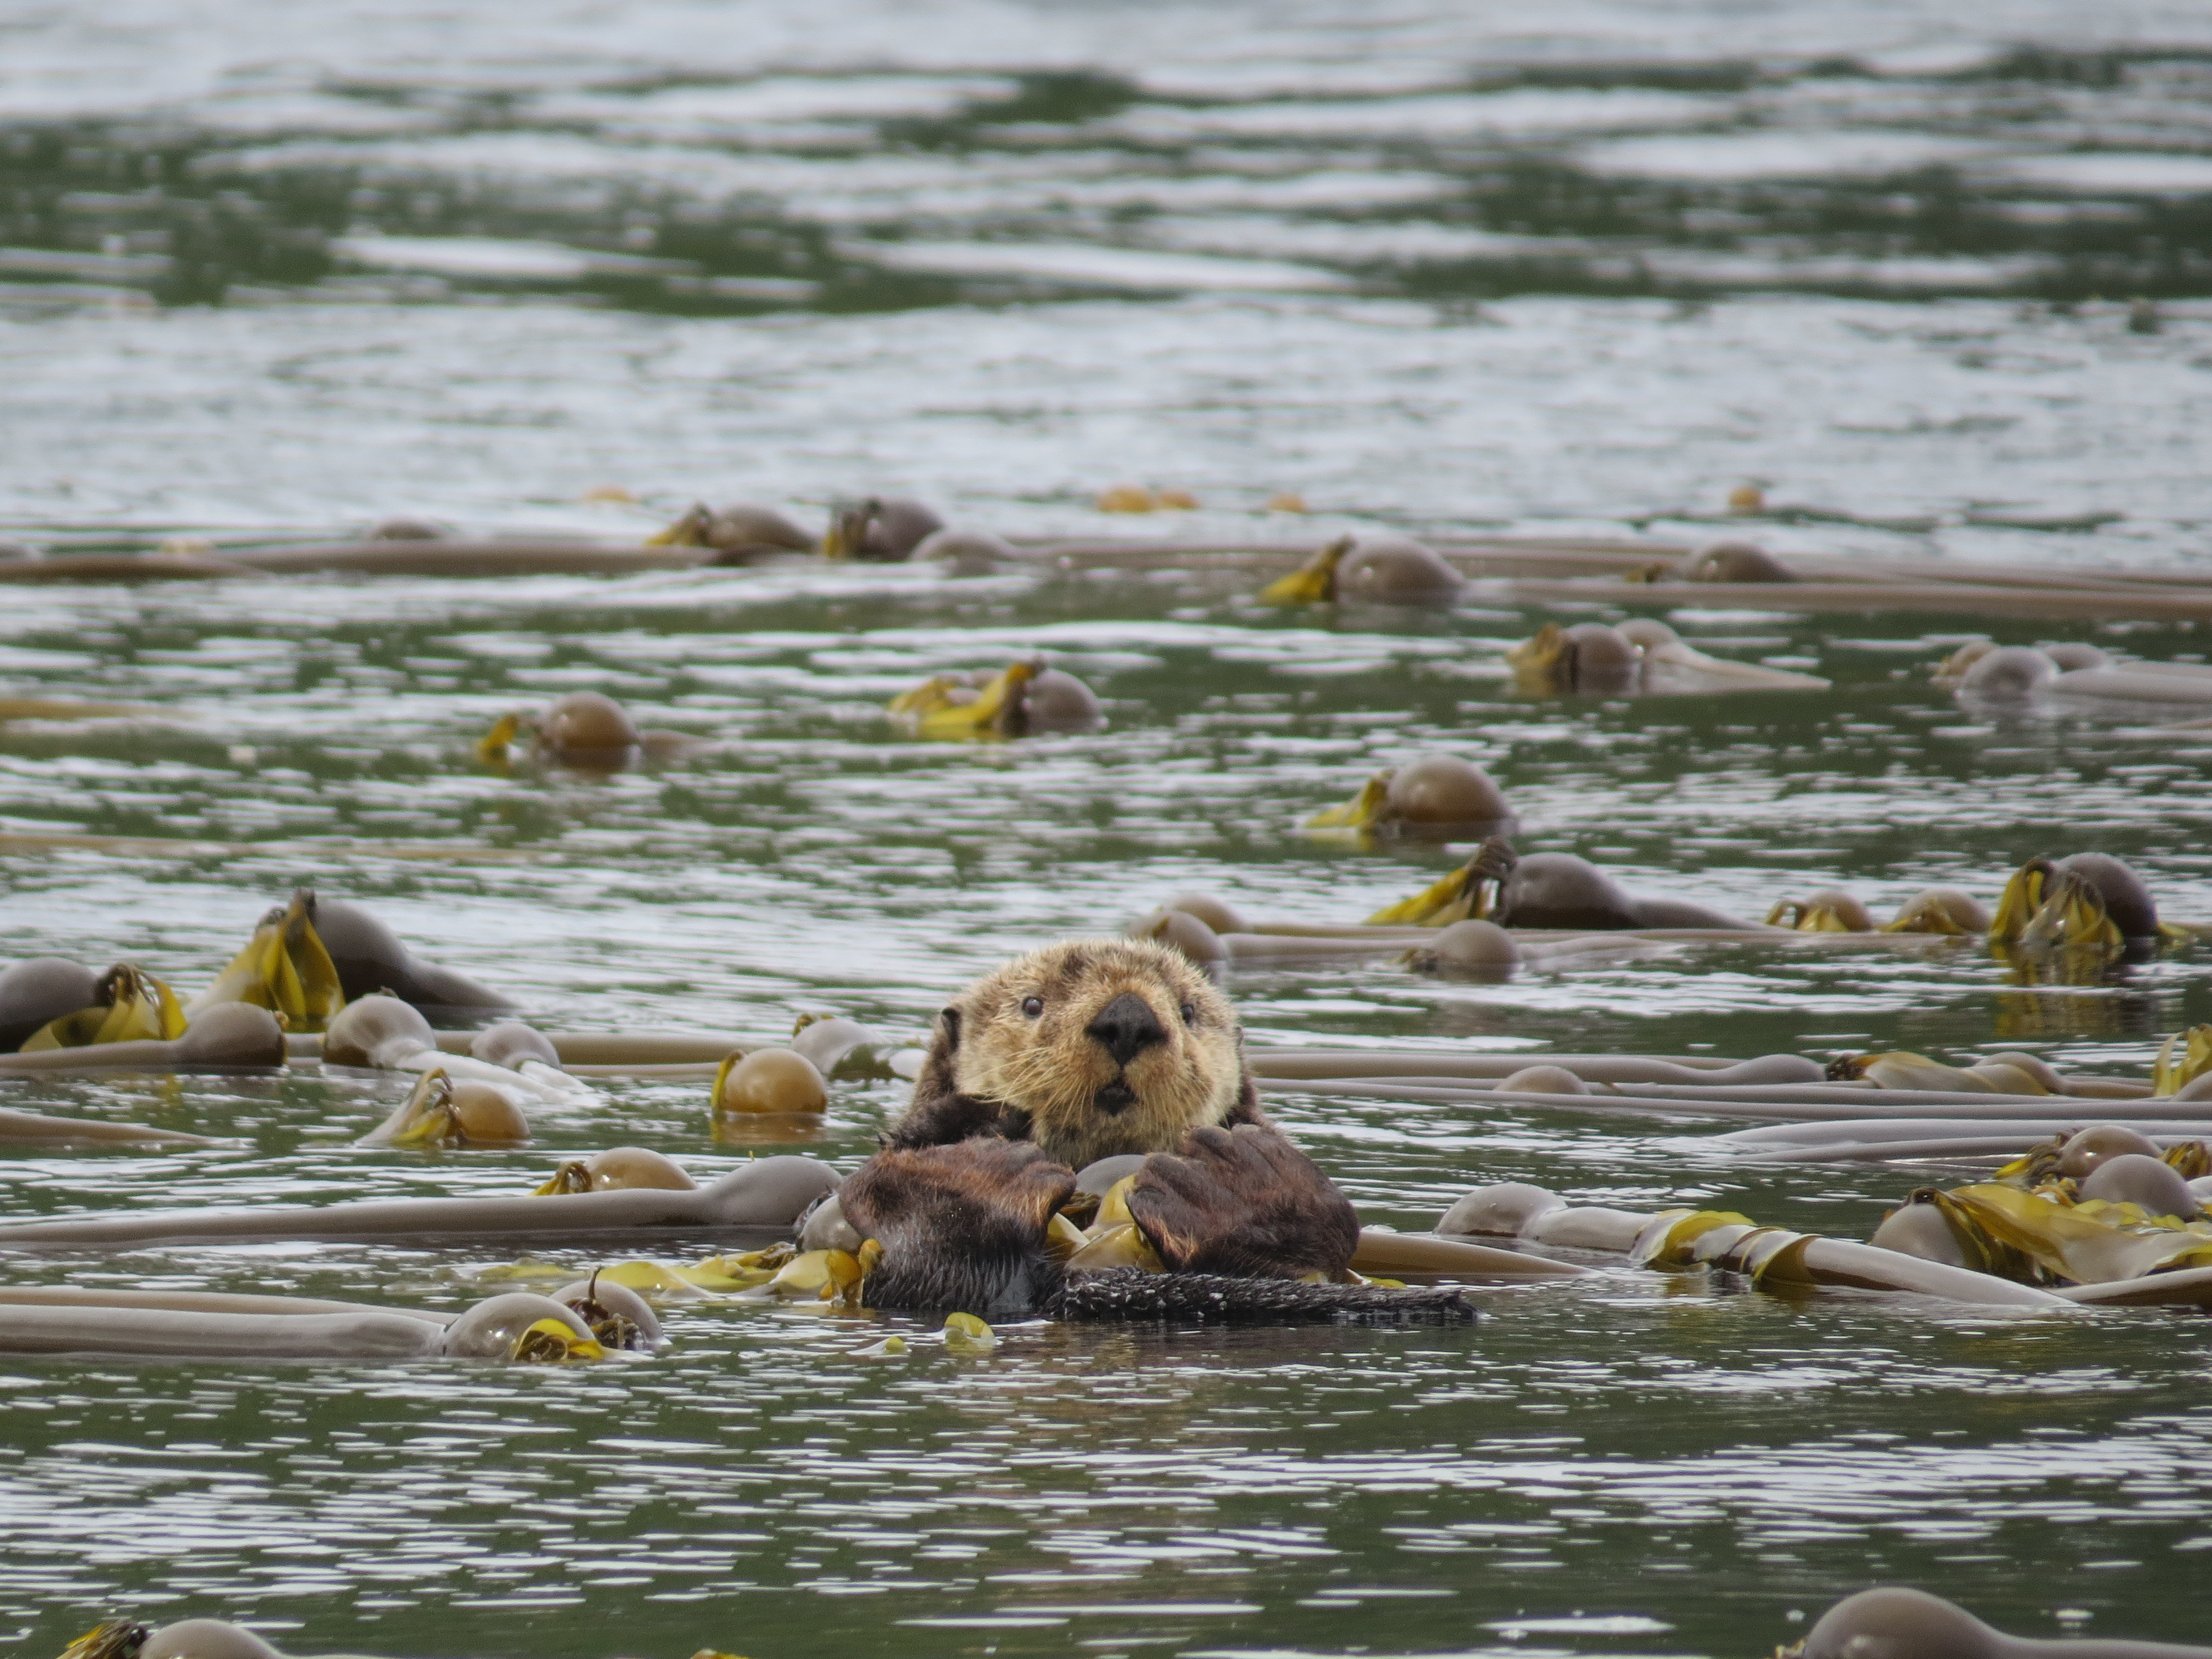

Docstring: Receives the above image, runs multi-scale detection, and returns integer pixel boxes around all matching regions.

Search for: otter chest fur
[886,938,1261,1167]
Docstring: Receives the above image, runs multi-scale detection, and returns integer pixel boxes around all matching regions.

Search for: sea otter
[839,939,1470,1323]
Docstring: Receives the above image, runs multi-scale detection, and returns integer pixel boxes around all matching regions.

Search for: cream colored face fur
[951,938,1245,1169]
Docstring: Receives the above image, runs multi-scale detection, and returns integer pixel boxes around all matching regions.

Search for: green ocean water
[6,4,2212,1655]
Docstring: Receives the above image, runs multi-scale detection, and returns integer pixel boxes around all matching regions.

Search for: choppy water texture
[7,3,2212,1657]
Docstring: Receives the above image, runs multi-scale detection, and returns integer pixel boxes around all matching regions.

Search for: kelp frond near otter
[1989,857,2124,952]
[1880,888,1985,934]
[512,1316,606,1365]
[1256,535,1352,605]
[887,660,1039,740]
[57,1621,146,1659]
[19,963,186,1050]
[1305,771,1391,831]
[185,889,344,1032]
[365,1066,529,1150]
[2153,1025,2212,1097]
[764,1241,877,1308]
[1895,1182,2212,1286]
[475,711,524,764]
[1766,898,1854,932]
[1504,621,1573,690]
[1366,836,1516,926]
[644,503,716,547]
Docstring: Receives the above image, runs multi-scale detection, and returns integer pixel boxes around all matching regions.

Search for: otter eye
[1021,997,1044,1019]
[1179,1001,1196,1025]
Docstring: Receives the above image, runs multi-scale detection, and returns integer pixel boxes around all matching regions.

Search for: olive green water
[8,5,2212,1657]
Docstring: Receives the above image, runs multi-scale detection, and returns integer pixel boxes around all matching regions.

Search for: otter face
[945,938,1244,1170]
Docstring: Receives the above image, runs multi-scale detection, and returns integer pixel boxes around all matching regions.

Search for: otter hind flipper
[843,1140,1074,1314]
[1052,1270,1475,1326]
[1127,1123,1360,1279]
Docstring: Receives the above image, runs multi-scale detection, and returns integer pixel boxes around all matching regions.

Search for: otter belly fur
[847,940,1473,1325]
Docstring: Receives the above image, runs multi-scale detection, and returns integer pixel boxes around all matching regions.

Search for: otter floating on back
[838,940,1471,1324]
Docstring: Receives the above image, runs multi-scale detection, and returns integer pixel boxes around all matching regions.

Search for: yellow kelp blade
[533,1160,593,1195]
[943,1311,997,1350]
[1626,1208,1754,1269]
[511,1317,606,1364]
[1094,1174,1138,1231]
[886,674,965,718]
[1882,890,1976,934]
[2021,870,2122,952]
[594,1259,723,1295]
[2152,1025,2212,1097]
[1256,536,1351,605]
[59,1620,147,1659]
[1504,622,1572,691]
[1063,1223,1164,1275]
[645,504,713,547]
[915,661,1035,739]
[185,891,344,1030]
[1766,899,1853,932]
[476,711,523,763]
[385,1069,461,1149]
[1367,859,1483,926]
[764,1247,868,1307]
[20,965,188,1050]
[821,500,874,560]
[1986,861,2047,944]
[1306,772,1390,831]
[1933,1182,2212,1285]
[2167,1140,2212,1181]
[1994,1133,2064,1183]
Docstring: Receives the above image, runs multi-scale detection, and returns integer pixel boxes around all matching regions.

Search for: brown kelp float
[1369,837,1765,929]
[0,1285,627,1363]
[1938,636,2212,706]
[644,499,814,561]
[476,690,700,771]
[0,959,185,1052]
[0,1003,285,1076]
[353,1065,533,1150]
[0,1107,217,1149]
[1782,1586,2212,1658]
[1440,1119,2212,1310]
[711,1047,828,1115]
[535,1146,697,1194]
[1438,1181,2070,1308]
[1256,534,1464,606]
[887,658,1102,739]
[200,890,510,1024]
[1507,618,1828,696]
[1988,852,2177,953]
[822,495,945,561]
[1305,755,1512,839]
[0,1156,837,1248]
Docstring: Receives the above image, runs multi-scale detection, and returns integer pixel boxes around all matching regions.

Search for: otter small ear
[937,1006,962,1051]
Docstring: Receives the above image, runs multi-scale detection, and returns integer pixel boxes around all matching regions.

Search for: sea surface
[6,3,2212,1657]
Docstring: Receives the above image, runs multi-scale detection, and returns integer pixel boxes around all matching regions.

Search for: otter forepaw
[840,1140,1077,1313]
[1126,1124,1358,1279]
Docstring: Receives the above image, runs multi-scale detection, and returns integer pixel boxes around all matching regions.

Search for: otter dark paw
[1126,1123,1358,1280]
[841,1140,1076,1314]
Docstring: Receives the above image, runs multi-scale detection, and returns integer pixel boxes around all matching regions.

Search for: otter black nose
[1086,993,1166,1067]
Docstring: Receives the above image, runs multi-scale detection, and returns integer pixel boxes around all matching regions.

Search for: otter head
[939,938,1245,1169]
